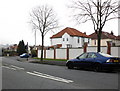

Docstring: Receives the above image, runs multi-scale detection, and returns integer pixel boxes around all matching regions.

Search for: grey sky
[0,0,119,46]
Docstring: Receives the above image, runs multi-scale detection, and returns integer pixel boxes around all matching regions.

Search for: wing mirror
[76,57,79,59]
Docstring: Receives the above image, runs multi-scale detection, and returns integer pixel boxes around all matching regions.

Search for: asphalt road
[1,57,119,89]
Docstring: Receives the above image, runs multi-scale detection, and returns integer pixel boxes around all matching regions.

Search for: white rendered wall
[46,49,54,59]
[62,33,71,48]
[38,47,120,59]
[56,49,66,59]
[69,48,83,59]
[111,47,119,57]
[51,38,62,46]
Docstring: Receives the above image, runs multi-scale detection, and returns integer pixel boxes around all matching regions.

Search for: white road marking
[34,71,73,82]
[2,63,73,83]
[27,71,73,83]
[2,66,16,70]
[10,65,24,70]
[4,64,9,66]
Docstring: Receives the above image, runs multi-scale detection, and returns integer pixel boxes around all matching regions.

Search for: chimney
[111,31,114,35]
[107,41,111,55]
[84,32,86,35]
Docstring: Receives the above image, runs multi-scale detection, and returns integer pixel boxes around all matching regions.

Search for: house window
[63,38,65,41]
[67,38,68,41]
[94,40,96,45]
[88,39,89,44]
[66,44,72,48]
[83,38,84,43]
[78,37,79,43]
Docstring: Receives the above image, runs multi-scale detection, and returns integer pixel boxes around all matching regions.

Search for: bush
[17,40,26,55]
[2,50,17,56]
[31,50,37,57]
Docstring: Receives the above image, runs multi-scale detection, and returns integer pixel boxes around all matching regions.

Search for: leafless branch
[69,0,119,32]
[30,5,58,35]
[29,5,59,61]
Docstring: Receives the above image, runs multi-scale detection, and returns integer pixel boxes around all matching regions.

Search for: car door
[75,53,88,68]
[85,53,98,68]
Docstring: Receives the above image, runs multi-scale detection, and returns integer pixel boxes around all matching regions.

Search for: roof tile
[89,31,117,40]
[50,27,90,39]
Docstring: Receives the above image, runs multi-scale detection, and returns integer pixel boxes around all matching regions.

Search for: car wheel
[67,63,74,69]
[94,64,102,72]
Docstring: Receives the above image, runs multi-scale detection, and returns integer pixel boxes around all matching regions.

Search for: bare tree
[30,5,58,61]
[69,0,120,52]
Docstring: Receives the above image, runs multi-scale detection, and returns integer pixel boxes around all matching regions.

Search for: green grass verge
[33,57,67,61]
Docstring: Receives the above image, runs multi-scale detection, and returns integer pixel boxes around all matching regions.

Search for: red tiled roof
[48,44,62,48]
[10,45,18,49]
[89,31,117,40]
[50,27,90,39]
[116,36,120,40]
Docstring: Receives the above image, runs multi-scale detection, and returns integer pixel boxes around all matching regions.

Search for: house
[116,35,120,46]
[8,44,18,51]
[50,27,91,48]
[89,31,120,46]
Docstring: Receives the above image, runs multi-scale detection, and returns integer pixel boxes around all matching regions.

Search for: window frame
[78,37,79,43]
[67,38,68,41]
[63,38,65,41]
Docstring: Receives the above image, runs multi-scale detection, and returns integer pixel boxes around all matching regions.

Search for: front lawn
[33,57,67,61]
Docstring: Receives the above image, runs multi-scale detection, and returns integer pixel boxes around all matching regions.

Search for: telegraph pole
[35,29,36,47]
[27,42,29,61]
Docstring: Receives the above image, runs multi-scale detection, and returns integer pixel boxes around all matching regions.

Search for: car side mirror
[76,57,79,59]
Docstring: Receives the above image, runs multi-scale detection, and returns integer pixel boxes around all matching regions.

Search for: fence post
[83,42,88,53]
[54,47,56,59]
[107,41,111,55]
[66,47,69,60]
[37,48,38,58]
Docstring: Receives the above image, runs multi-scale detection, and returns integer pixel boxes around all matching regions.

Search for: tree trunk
[97,30,102,52]
[41,35,44,61]
[97,35,101,52]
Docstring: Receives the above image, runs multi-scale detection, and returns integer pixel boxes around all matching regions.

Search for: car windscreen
[78,53,88,59]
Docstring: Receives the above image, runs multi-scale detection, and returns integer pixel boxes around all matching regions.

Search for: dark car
[20,53,29,58]
[66,52,120,71]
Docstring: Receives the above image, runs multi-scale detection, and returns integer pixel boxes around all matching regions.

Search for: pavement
[16,57,67,66]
